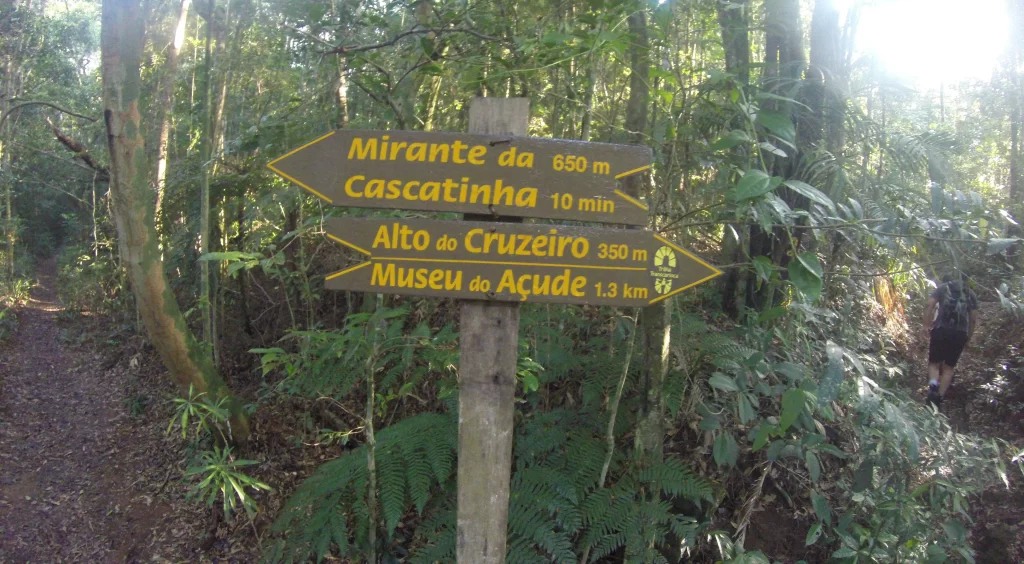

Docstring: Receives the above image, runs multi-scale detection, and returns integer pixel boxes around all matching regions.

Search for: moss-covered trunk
[101,0,249,442]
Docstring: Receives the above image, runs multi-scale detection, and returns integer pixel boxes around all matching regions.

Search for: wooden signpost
[323,217,721,307]
[267,128,651,225]
[268,98,721,563]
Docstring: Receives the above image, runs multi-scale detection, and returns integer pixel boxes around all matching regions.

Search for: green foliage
[0,306,16,343]
[167,384,234,443]
[996,279,1024,318]
[253,306,455,412]
[265,412,457,563]
[56,246,128,316]
[0,275,31,308]
[184,446,272,520]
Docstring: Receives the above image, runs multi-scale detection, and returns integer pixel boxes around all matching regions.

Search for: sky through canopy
[850,0,1010,86]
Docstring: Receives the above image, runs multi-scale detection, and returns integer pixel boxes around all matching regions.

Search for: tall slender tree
[152,0,192,222]
[101,0,248,441]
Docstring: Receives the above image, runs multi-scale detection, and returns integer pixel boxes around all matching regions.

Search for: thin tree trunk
[92,173,99,257]
[199,0,214,357]
[153,0,192,223]
[211,1,236,160]
[622,1,665,466]
[580,51,597,141]
[101,0,249,441]
[716,0,752,318]
[716,0,750,85]
[337,60,350,128]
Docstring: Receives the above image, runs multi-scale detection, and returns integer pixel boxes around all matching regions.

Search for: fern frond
[639,458,714,505]
[408,502,456,563]
[378,442,407,537]
[265,412,457,562]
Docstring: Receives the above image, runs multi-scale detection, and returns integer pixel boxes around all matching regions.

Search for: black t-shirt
[930,282,978,333]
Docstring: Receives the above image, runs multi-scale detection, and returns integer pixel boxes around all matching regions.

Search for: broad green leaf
[810,489,832,523]
[783,180,836,213]
[802,433,826,448]
[756,109,796,143]
[713,432,739,467]
[805,523,822,546]
[752,256,774,282]
[925,543,949,564]
[738,394,755,424]
[759,141,787,157]
[852,458,874,492]
[752,424,774,451]
[832,547,858,559]
[700,414,721,431]
[789,252,823,302]
[200,251,258,262]
[817,341,845,406]
[729,169,773,201]
[774,362,806,382]
[541,32,572,45]
[522,373,539,392]
[711,130,750,151]
[942,519,967,543]
[758,306,788,323]
[709,372,739,392]
[848,198,863,219]
[780,389,806,432]
[986,238,1021,256]
[805,451,821,482]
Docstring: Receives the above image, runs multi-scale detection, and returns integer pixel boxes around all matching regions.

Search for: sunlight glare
[857,0,1009,85]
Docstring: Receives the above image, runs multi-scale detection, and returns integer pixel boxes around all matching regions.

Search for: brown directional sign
[323,217,721,307]
[267,130,652,226]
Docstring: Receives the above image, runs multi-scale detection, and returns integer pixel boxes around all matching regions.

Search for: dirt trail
[914,300,1024,561]
[0,259,161,561]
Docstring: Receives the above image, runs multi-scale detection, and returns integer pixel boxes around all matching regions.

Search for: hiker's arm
[968,309,978,341]
[922,297,938,332]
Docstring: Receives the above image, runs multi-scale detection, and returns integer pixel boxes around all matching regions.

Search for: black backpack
[938,282,970,330]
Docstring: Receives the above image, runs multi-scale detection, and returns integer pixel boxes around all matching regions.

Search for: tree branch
[323,26,504,56]
[0,100,97,135]
[45,116,110,181]
[281,23,334,48]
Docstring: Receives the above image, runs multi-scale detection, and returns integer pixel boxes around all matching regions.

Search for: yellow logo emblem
[654,246,677,268]
[652,246,677,295]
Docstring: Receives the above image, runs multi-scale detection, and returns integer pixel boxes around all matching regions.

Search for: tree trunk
[716,0,750,85]
[337,60,350,129]
[580,51,597,141]
[1009,0,1024,249]
[805,0,840,150]
[199,0,214,357]
[101,0,249,441]
[716,0,752,318]
[621,1,665,465]
[747,0,805,312]
[153,0,192,224]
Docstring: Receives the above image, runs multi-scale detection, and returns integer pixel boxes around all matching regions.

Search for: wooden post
[457,97,528,564]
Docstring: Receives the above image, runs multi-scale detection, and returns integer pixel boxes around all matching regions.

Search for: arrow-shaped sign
[268,130,652,226]
[323,218,721,307]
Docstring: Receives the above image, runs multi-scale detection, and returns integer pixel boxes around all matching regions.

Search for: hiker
[922,273,979,407]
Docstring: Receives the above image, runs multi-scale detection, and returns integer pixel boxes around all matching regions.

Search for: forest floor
[1,260,1022,562]
[0,259,267,562]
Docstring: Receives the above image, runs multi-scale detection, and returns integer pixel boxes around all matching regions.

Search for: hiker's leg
[939,363,955,395]
[928,361,942,386]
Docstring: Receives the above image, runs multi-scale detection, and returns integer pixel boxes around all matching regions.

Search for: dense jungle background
[1,0,1024,561]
